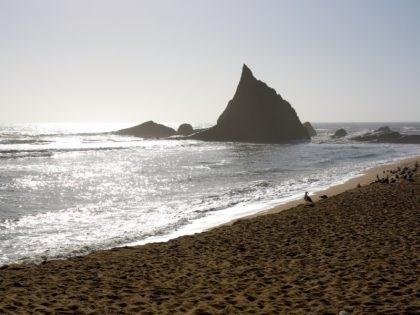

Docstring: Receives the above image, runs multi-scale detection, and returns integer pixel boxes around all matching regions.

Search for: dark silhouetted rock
[303,122,317,137]
[177,123,194,136]
[331,128,347,138]
[190,65,309,143]
[116,121,176,138]
[376,126,391,133]
[352,126,420,144]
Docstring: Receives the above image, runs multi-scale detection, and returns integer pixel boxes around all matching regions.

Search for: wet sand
[0,158,419,314]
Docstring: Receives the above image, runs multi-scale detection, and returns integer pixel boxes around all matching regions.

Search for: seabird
[304,192,314,205]
[319,195,328,199]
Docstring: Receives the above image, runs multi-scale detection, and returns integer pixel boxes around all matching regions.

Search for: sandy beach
[242,157,420,219]
[0,158,419,314]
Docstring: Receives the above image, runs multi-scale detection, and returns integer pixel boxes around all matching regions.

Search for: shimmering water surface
[1,122,419,265]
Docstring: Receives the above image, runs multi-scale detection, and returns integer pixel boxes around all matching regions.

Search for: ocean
[0,122,419,266]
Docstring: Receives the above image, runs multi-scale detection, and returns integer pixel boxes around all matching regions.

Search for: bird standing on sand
[304,192,314,205]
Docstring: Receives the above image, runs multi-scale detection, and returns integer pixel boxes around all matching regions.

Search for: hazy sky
[1,0,419,124]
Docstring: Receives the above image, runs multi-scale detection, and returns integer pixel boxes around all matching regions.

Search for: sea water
[0,122,419,265]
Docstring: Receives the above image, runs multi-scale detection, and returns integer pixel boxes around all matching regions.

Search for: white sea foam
[0,122,419,265]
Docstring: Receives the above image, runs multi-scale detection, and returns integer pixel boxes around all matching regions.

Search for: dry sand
[0,158,419,314]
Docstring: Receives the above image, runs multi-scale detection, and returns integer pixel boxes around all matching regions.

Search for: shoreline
[2,156,420,268]
[132,156,420,245]
[2,156,419,267]
[235,155,420,222]
[0,156,418,313]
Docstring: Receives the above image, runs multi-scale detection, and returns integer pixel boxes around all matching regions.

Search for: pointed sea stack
[191,65,309,143]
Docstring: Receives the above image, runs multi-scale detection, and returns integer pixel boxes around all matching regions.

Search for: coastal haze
[1,0,420,123]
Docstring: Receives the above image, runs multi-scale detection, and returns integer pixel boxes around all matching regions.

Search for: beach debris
[236,244,247,252]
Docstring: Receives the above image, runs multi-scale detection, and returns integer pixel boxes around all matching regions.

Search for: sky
[0,0,419,124]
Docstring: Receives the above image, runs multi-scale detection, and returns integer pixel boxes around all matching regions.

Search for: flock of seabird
[303,161,418,206]
[372,161,418,184]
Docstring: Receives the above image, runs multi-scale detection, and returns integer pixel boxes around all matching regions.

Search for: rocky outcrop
[116,121,176,138]
[190,65,309,143]
[303,122,317,137]
[351,126,420,144]
[331,128,347,138]
[177,123,194,136]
